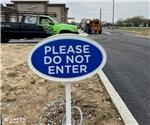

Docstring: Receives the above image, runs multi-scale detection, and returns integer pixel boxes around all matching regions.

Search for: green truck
[1,15,78,43]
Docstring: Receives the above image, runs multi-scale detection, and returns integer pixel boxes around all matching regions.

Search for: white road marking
[103,31,112,35]
[123,33,129,36]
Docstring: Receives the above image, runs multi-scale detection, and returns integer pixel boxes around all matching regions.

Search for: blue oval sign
[28,34,106,82]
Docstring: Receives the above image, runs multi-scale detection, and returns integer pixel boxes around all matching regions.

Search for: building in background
[1,4,18,22]
[67,17,75,24]
[5,0,68,23]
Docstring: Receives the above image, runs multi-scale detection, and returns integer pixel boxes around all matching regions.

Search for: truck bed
[1,22,21,32]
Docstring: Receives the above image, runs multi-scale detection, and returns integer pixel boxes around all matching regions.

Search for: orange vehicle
[89,19,102,34]
[83,19,102,34]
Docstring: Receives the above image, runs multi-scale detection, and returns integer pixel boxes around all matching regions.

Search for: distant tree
[126,16,143,27]
[116,16,150,27]
[148,19,150,27]
[116,19,125,27]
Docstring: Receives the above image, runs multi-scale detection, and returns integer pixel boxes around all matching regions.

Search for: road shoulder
[98,70,139,125]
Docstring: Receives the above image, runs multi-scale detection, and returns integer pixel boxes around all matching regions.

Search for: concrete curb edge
[98,70,139,125]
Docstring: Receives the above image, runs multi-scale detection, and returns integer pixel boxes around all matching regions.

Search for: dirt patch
[1,44,124,125]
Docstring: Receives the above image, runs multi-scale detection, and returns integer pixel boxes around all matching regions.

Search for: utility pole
[112,0,115,25]
[100,8,102,22]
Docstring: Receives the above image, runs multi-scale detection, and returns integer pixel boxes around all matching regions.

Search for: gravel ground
[1,44,123,125]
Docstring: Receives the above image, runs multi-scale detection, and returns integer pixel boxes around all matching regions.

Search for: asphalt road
[89,29,150,125]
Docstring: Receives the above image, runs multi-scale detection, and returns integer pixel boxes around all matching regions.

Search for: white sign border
[28,34,107,82]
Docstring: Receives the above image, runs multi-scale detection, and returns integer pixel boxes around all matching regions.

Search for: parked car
[80,18,91,32]
[1,15,78,43]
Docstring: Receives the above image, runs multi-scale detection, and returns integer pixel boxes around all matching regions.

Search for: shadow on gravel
[1,38,44,44]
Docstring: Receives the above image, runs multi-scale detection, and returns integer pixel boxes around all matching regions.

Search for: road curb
[98,70,139,125]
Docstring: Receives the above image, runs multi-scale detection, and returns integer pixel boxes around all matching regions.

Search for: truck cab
[38,15,78,35]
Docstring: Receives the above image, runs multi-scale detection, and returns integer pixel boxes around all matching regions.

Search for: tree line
[116,16,150,27]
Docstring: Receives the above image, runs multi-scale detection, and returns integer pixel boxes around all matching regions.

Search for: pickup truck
[1,15,78,43]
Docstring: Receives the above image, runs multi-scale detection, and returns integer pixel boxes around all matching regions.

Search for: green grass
[119,27,150,36]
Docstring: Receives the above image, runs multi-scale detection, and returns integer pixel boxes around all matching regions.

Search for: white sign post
[65,83,72,125]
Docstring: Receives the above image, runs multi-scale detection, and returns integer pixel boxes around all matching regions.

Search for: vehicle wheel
[87,28,91,34]
[99,30,102,34]
[86,26,91,34]
[83,28,86,33]
[1,35,9,43]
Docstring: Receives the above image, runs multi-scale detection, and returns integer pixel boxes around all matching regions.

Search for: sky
[1,0,150,23]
